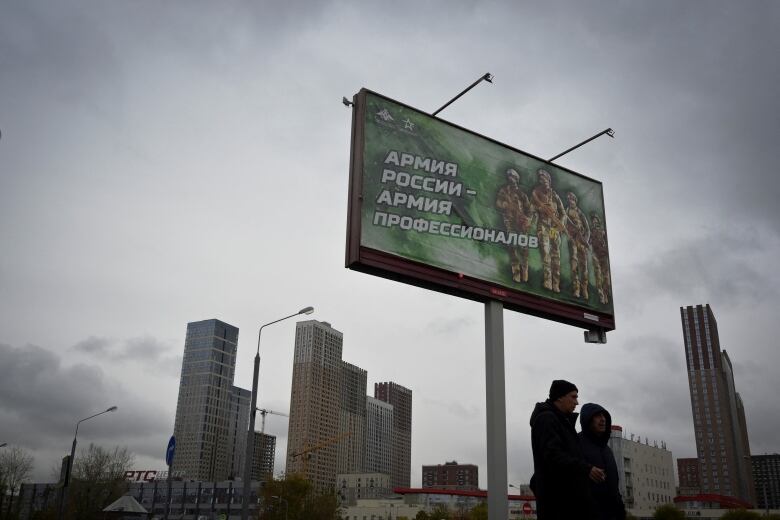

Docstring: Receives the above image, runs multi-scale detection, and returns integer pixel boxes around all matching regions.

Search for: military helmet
[537,168,551,182]
[506,168,520,182]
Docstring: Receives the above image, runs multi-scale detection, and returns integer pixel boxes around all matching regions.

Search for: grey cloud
[72,336,113,355]
[0,343,172,480]
[623,228,780,309]
[70,335,181,376]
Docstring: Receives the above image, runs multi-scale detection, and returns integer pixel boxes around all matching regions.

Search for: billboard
[346,89,614,331]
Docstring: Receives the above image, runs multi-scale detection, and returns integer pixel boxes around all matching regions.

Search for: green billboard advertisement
[346,89,614,329]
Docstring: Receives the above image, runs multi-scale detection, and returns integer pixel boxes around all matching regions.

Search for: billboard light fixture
[432,72,494,116]
[342,96,354,108]
[549,127,615,163]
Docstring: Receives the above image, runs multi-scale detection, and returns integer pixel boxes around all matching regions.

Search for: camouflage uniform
[590,214,611,304]
[565,192,591,300]
[496,169,533,283]
[531,169,567,292]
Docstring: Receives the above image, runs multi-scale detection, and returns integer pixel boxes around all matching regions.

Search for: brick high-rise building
[681,304,755,503]
[173,319,242,481]
[375,382,412,488]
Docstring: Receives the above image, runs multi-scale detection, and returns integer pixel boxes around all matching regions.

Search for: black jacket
[578,403,626,520]
[530,400,595,520]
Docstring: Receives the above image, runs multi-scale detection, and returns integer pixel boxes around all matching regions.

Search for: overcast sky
[1,1,779,487]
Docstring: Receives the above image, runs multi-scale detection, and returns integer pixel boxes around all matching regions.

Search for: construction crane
[290,431,352,476]
[255,408,288,479]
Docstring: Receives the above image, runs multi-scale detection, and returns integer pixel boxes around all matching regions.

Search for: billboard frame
[345,88,614,333]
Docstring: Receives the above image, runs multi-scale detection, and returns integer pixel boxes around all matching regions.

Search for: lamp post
[241,306,314,520]
[0,443,7,448]
[57,405,118,520]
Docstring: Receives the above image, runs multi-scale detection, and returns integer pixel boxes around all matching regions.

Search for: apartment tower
[681,304,755,503]
[375,382,412,488]
[173,319,239,481]
[286,321,343,489]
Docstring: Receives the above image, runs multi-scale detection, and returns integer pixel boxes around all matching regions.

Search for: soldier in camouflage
[531,169,567,292]
[590,213,611,305]
[565,192,591,300]
[496,168,533,283]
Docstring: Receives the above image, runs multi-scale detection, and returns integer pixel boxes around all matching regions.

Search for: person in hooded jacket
[530,380,603,520]
[579,403,627,520]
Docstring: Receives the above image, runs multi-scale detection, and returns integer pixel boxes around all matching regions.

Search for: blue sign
[165,436,176,467]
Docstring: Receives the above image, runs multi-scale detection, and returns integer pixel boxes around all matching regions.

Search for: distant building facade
[678,457,701,495]
[364,396,393,476]
[337,472,392,505]
[681,304,755,503]
[422,461,479,491]
[375,381,412,488]
[251,432,276,482]
[608,426,675,513]
[227,385,251,479]
[750,453,780,510]
[173,319,243,482]
[338,361,367,476]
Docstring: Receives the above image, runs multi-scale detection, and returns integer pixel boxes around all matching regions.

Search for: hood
[579,402,612,446]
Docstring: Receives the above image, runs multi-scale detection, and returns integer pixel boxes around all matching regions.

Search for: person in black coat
[530,380,604,520]
[579,403,627,520]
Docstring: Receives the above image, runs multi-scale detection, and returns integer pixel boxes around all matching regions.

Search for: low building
[422,461,478,490]
[395,487,537,519]
[608,425,675,516]
[340,497,421,520]
[337,472,392,505]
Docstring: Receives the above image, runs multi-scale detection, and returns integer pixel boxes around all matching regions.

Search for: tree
[414,511,430,520]
[467,502,488,520]
[652,504,685,520]
[258,473,341,520]
[429,504,451,520]
[0,446,34,496]
[62,443,134,520]
[720,510,762,520]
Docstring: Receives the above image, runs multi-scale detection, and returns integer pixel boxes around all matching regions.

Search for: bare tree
[0,445,34,495]
[62,443,135,520]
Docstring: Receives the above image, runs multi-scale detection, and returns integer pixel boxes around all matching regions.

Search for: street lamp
[272,495,289,520]
[0,443,7,448]
[57,405,118,520]
[241,306,314,520]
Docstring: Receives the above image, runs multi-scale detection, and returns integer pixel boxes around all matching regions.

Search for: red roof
[393,487,535,501]
[674,494,753,509]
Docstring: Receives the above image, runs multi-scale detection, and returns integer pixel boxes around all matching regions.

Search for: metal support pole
[484,300,508,520]
[432,73,493,117]
[548,128,614,163]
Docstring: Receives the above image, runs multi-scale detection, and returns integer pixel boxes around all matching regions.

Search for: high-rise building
[338,361,367,476]
[173,319,240,481]
[364,396,393,477]
[375,382,412,488]
[227,386,251,479]
[749,453,780,510]
[681,304,755,503]
[252,432,276,482]
[608,426,675,512]
[286,320,346,490]
[422,461,479,490]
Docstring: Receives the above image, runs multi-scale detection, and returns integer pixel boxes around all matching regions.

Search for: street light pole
[241,306,314,520]
[57,405,118,520]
